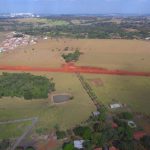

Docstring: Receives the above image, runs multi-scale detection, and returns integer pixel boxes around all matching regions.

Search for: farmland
[83,74,150,115]
[0,71,96,139]
[0,39,150,71]
[0,32,150,146]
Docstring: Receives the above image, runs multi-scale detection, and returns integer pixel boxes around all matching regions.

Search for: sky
[0,0,150,14]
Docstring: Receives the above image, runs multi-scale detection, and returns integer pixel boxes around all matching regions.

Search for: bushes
[118,112,133,120]
[63,142,74,150]
[140,135,150,150]
[0,73,55,100]
[56,130,67,139]
[73,126,92,140]
[62,50,81,62]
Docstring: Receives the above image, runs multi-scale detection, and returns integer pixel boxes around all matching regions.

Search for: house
[74,140,84,149]
[110,103,122,109]
[92,111,100,116]
[133,131,146,140]
[145,37,150,40]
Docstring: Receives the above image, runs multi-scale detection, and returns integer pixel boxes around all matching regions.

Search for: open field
[0,39,150,71]
[83,74,150,115]
[0,71,96,139]
[0,38,150,138]
[16,18,69,26]
[0,121,32,139]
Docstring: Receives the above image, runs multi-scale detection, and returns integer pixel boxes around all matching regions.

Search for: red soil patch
[0,63,150,77]
[133,131,146,140]
[88,78,104,87]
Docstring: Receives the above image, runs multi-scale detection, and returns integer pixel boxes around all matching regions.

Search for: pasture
[0,71,96,139]
[16,18,69,26]
[0,39,150,72]
[83,74,150,115]
[0,38,150,138]
[0,121,31,139]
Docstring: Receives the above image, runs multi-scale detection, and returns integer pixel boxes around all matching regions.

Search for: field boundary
[0,117,38,150]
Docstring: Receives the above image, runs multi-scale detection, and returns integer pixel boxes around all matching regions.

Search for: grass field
[0,121,32,139]
[83,74,150,115]
[0,71,96,139]
[0,39,150,71]
[16,18,69,26]
[0,38,150,138]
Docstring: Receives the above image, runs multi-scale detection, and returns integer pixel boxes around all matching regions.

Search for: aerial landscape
[0,0,150,150]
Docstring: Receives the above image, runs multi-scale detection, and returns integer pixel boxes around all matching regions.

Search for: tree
[117,123,133,141]
[119,112,133,120]
[0,139,10,150]
[97,106,107,122]
[118,141,134,150]
[73,126,92,140]
[83,141,93,150]
[91,132,107,147]
[140,135,150,150]
[24,90,33,100]
[56,130,67,139]
[63,142,74,150]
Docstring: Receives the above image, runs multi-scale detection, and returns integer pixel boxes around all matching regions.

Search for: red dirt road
[0,64,150,77]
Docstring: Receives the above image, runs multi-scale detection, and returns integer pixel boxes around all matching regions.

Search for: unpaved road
[0,64,150,77]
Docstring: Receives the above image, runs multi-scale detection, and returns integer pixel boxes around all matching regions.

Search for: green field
[17,18,69,26]
[0,72,96,139]
[0,121,32,139]
[83,74,150,115]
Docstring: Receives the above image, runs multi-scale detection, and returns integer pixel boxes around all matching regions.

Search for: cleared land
[0,39,150,137]
[0,39,150,71]
[0,71,96,139]
[83,74,150,115]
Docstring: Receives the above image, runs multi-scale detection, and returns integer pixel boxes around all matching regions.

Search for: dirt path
[0,117,38,150]
[0,64,150,77]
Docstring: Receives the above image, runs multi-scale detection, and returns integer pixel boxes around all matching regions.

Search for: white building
[74,140,84,149]
[110,103,122,109]
[92,111,100,116]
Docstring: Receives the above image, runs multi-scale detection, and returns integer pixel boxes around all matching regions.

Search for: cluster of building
[0,32,37,53]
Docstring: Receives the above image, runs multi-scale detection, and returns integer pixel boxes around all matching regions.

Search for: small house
[110,103,122,109]
[92,111,100,116]
[74,140,84,149]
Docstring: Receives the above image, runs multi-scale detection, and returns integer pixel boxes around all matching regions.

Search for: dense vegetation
[0,16,149,39]
[0,73,55,99]
[62,50,81,62]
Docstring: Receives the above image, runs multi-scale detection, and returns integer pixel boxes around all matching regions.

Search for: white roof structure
[110,103,122,109]
[0,48,3,53]
[145,37,150,40]
[92,111,100,116]
[74,140,84,149]
[128,120,136,128]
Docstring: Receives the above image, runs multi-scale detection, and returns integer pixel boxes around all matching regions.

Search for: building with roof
[74,140,84,149]
[110,103,122,109]
[92,111,100,116]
